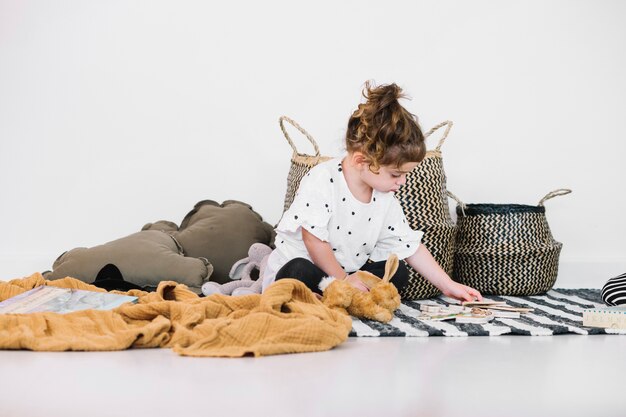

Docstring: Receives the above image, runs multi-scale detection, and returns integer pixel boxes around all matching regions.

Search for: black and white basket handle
[446,191,466,216]
[424,120,453,152]
[279,116,322,157]
[538,189,572,206]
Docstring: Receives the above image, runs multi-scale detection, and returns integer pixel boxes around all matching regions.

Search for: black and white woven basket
[279,116,332,213]
[451,189,571,296]
[396,121,456,300]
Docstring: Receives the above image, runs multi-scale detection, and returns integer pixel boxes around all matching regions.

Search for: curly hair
[345,81,425,173]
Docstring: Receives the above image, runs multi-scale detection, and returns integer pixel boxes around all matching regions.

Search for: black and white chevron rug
[350,288,626,337]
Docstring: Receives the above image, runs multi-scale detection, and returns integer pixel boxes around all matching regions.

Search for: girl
[262,81,482,303]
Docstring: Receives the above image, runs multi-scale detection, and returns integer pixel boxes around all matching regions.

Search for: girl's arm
[405,245,482,302]
[302,228,368,291]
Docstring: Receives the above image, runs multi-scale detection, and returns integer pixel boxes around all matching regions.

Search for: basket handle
[279,116,321,156]
[447,190,466,216]
[424,120,453,151]
[538,188,572,206]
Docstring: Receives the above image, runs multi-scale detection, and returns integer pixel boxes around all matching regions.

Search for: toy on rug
[319,254,401,323]
[201,243,272,296]
[417,300,531,322]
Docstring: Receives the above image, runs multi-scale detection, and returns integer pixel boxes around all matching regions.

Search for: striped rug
[350,288,626,337]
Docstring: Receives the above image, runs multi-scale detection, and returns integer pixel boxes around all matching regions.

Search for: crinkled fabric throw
[0,273,352,357]
[350,289,626,337]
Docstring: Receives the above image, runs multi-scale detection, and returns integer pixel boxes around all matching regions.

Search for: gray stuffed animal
[201,243,272,296]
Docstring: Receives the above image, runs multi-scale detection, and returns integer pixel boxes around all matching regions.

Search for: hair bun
[362,81,406,111]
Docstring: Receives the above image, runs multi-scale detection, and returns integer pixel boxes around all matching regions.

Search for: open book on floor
[0,286,138,314]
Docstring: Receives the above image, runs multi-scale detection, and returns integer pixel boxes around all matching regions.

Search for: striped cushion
[601,273,626,306]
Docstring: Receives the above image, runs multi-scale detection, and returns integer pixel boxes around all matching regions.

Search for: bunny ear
[229,257,250,280]
[383,254,399,282]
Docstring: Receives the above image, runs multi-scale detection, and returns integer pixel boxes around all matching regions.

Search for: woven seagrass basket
[279,116,332,213]
[451,189,571,295]
[395,121,456,300]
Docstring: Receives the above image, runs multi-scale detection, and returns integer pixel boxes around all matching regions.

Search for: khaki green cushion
[173,200,275,284]
[45,230,212,292]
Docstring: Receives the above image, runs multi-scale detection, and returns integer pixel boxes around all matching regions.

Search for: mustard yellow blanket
[0,273,352,357]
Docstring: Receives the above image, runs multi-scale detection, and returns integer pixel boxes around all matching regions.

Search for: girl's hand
[406,247,482,302]
[345,273,370,292]
[441,281,482,303]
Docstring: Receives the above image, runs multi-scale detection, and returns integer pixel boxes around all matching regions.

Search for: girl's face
[360,161,418,193]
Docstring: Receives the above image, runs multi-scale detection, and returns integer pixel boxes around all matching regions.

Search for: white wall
[1,0,624,287]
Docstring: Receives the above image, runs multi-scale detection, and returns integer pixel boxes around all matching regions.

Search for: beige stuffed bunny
[319,254,401,323]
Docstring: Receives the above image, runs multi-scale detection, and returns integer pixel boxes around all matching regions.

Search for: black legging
[275,257,408,295]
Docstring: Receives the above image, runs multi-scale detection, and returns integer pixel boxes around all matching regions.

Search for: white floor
[1,335,624,417]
